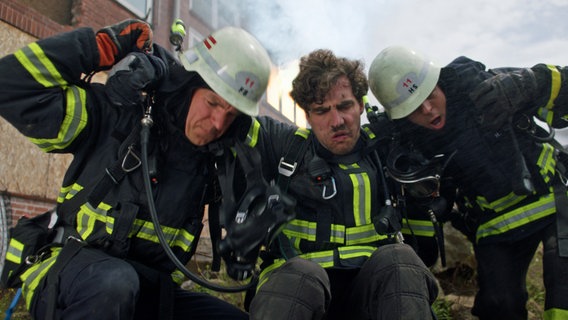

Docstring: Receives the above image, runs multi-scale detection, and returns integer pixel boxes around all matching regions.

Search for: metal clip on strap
[322,177,337,200]
[278,157,297,177]
[122,145,142,172]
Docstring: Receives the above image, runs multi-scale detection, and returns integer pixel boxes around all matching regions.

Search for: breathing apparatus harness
[363,96,406,239]
[365,98,457,266]
[208,136,296,281]
[510,112,568,257]
[385,142,456,266]
[139,96,264,293]
[140,20,296,291]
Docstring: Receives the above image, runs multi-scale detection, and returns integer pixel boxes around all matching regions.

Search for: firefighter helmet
[368,46,441,120]
[179,27,272,116]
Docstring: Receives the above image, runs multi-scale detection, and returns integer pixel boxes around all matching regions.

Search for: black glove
[96,19,153,70]
[470,68,537,131]
[105,52,167,107]
[367,110,396,141]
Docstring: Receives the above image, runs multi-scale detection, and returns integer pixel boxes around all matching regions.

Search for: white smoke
[241,0,568,68]
[241,0,385,67]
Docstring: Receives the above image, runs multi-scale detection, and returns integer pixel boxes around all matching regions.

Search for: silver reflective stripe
[477,193,556,241]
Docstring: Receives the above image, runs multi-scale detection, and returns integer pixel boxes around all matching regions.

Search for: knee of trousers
[31,251,141,319]
[258,257,330,297]
[250,257,331,319]
[97,262,140,299]
[368,243,429,270]
[61,252,141,303]
[366,243,439,302]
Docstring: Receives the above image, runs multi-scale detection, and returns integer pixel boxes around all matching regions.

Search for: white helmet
[179,27,272,116]
[368,46,441,120]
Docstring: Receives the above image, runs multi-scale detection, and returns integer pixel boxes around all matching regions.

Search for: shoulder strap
[88,123,144,207]
[58,123,143,218]
[276,128,311,192]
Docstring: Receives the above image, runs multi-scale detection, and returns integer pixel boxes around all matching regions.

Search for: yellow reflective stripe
[283,219,317,241]
[339,163,371,225]
[135,220,195,251]
[283,220,345,244]
[476,191,527,213]
[362,126,376,139]
[76,204,98,239]
[477,143,556,212]
[402,219,436,237]
[291,236,301,250]
[301,250,335,268]
[338,245,376,260]
[284,220,385,245]
[539,106,553,125]
[6,238,24,264]
[28,86,88,152]
[544,307,568,320]
[171,230,194,252]
[263,246,377,275]
[21,247,61,308]
[76,202,113,238]
[257,259,287,290]
[345,224,387,245]
[260,251,337,269]
[259,246,378,289]
[545,65,562,110]
[538,65,561,125]
[171,269,185,285]
[73,201,195,252]
[245,118,261,147]
[537,143,556,184]
[14,43,66,88]
[295,127,310,139]
[476,192,558,242]
[15,43,87,152]
[330,224,346,243]
[57,183,84,203]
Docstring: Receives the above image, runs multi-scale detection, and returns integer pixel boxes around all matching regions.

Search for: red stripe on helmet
[203,36,217,50]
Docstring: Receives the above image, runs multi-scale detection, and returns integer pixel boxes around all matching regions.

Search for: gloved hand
[105,52,167,107]
[470,68,537,131]
[96,19,153,70]
[367,110,396,141]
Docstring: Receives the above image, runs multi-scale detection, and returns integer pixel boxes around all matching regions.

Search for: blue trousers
[30,246,248,320]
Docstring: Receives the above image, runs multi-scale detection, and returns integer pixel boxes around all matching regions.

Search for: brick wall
[0,0,144,40]
[0,0,138,226]
[0,0,213,66]
[0,0,70,39]
[3,195,55,227]
[10,196,54,220]
[0,1,278,262]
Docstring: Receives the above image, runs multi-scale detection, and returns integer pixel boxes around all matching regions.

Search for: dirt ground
[0,242,547,320]
[434,243,545,320]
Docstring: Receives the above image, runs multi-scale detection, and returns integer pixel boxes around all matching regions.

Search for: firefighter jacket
[233,116,401,286]
[0,28,216,306]
[394,56,568,245]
